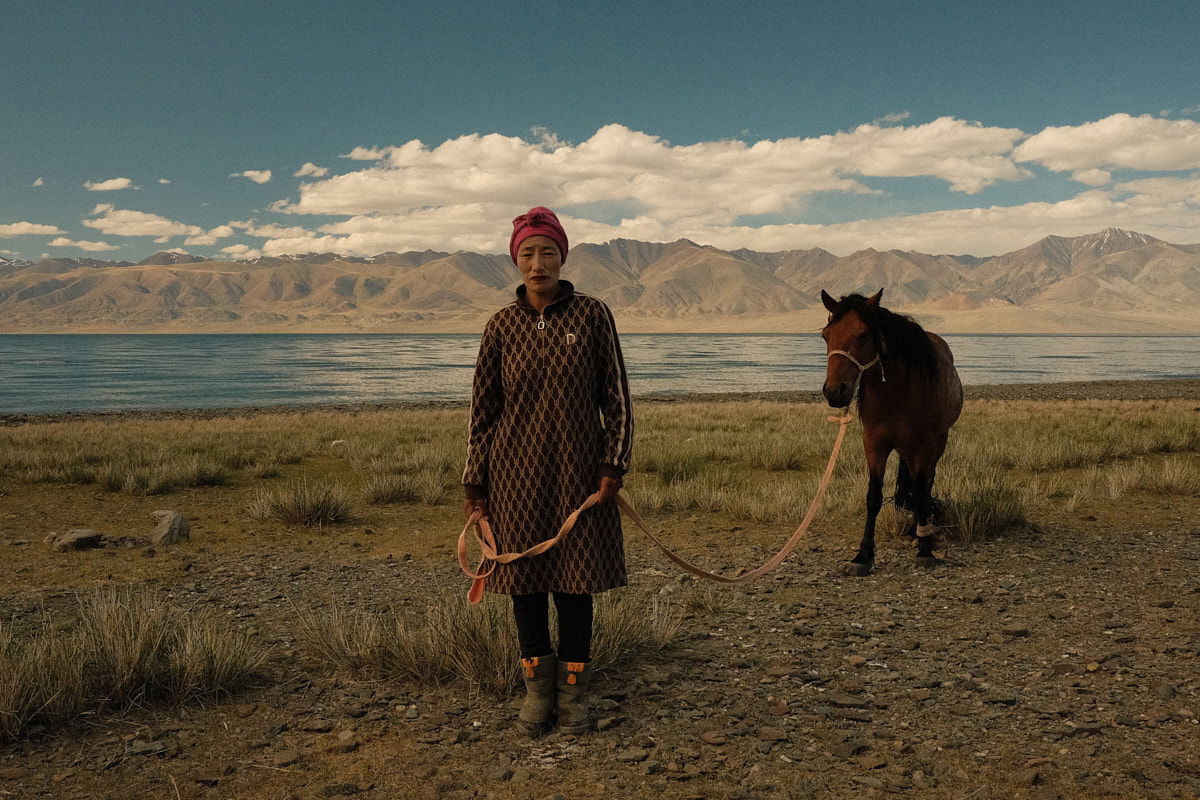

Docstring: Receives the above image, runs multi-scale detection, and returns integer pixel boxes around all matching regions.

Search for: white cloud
[675,189,1200,256]
[31,177,44,187]
[294,162,329,178]
[84,177,138,191]
[873,111,912,125]
[1113,175,1200,204]
[93,115,1194,259]
[253,183,1200,258]
[219,243,262,259]
[1071,169,1112,186]
[49,237,118,251]
[281,119,1026,227]
[83,204,204,240]
[257,120,1030,255]
[159,178,172,184]
[342,145,392,160]
[0,221,65,236]
[1014,113,1200,172]
[183,225,235,246]
[231,170,272,184]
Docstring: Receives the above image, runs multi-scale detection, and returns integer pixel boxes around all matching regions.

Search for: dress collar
[515,280,575,312]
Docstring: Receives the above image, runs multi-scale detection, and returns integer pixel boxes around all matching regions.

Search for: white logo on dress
[565,333,577,345]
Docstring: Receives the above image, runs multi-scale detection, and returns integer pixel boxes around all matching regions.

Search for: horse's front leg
[847,447,888,576]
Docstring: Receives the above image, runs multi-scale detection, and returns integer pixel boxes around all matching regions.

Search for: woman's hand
[464,498,489,520]
[597,476,620,503]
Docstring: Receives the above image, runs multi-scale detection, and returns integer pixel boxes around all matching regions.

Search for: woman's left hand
[597,476,620,503]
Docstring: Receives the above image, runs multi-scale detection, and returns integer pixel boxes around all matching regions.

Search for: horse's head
[820,288,883,408]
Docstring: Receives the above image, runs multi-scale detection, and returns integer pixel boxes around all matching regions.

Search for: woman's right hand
[464,498,489,520]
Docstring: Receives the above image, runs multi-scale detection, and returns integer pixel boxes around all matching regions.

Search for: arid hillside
[1,228,1198,333]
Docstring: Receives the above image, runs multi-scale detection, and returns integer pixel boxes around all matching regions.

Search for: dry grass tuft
[360,473,423,505]
[248,479,353,526]
[0,588,267,742]
[296,589,682,697]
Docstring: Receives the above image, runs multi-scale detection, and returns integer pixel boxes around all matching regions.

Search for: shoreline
[3,378,1198,427]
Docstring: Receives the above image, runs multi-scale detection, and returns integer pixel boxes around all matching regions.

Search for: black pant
[511,592,593,663]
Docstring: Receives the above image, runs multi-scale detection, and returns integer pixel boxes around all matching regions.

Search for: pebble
[301,718,335,733]
[826,692,869,709]
[846,655,868,667]
[271,750,301,767]
[700,731,728,745]
[616,749,650,763]
[856,754,887,770]
[328,736,359,754]
[756,727,787,741]
[1014,768,1040,787]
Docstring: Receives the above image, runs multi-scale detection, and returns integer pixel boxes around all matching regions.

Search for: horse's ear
[867,288,883,307]
[820,289,838,312]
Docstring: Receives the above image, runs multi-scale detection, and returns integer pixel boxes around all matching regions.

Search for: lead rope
[457,408,856,603]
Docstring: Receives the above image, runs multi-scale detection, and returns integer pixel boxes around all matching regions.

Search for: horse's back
[927,331,963,428]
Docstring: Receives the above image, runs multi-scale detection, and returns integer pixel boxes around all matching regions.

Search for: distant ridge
[137,251,211,266]
[1,228,1198,333]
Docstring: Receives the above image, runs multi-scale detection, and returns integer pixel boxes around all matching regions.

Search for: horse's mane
[829,294,939,382]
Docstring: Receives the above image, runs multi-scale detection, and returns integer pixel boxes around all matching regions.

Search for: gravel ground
[3,516,1197,800]
[1,380,1198,799]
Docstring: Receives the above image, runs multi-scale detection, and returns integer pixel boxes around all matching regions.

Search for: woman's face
[516,235,562,296]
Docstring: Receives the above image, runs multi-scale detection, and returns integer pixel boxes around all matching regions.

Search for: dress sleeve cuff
[596,464,625,486]
[463,483,487,500]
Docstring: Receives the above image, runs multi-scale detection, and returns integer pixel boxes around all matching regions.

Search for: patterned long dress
[462,281,633,595]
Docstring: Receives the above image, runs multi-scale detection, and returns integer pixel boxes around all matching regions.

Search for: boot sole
[517,719,552,738]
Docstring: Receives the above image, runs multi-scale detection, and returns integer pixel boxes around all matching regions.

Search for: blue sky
[3,0,1200,261]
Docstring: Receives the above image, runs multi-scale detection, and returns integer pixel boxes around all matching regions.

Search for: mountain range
[2,228,1198,333]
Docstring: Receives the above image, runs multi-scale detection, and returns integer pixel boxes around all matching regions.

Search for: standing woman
[462,206,633,737]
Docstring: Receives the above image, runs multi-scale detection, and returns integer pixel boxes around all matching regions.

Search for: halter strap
[826,350,879,372]
[827,349,885,386]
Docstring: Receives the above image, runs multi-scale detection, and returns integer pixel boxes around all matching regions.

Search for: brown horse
[820,289,963,575]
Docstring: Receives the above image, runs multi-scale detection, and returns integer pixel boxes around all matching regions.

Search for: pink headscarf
[509,206,569,264]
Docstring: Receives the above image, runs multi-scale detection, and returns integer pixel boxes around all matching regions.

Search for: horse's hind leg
[848,447,888,576]
[913,438,948,568]
[894,458,915,513]
[913,469,939,567]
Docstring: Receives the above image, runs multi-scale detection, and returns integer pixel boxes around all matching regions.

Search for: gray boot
[556,660,593,735]
[517,654,557,737]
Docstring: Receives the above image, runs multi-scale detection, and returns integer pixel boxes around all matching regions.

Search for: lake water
[2,333,1198,414]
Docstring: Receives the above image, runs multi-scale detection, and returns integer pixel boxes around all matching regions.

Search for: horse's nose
[822,381,850,408]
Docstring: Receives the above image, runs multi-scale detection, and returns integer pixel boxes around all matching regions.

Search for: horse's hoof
[845,562,873,577]
[915,556,941,569]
